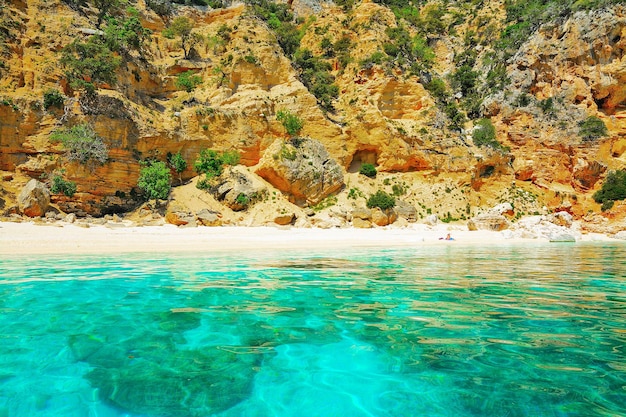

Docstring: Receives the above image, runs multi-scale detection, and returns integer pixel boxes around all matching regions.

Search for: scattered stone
[274,213,295,225]
[165,212,193,226]
[371,208,398,227]
[352,218,372,228]
[468,213,510,231]
[196,209,222,226]
[18,179,50,218]
[351,206,372,221]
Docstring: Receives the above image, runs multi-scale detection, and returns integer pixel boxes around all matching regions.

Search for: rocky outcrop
[256,138,344,206]
[211,166,267,211]
[467,213,510,231]
[18,179,50,217]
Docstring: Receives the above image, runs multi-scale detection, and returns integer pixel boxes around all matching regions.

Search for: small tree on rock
[276,109,303,136]
[163,17,202,59]
[168,151,187,185]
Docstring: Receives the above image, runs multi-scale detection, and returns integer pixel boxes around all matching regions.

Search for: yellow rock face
[0,0,625,226]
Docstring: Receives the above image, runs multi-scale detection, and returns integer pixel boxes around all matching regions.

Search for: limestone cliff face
[0,0,625,225]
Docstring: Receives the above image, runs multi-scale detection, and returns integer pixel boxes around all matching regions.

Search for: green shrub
[221,150,241,166]
[311,195,337,212]
[138,161,171,200]
[103,10,152,53]
[391,184,406,196]
[168,151,187,185]
[50,123,108,165]
[175,71,202,92]
[425,77,448,102]
[276,109,303,136]
[195,149,224,178]
[347,187,363,200]
[163,16,201,59]
[601,200,615,212]
[593,170,626,206]
[359,163,377,178]
[473,118,497,147]
[60,37,121,95]
[51,175,77,197]
[578,116,608,141]
[194,149,240,182]
[360,51,386,68]
[538,97,556,118]
[43,89,65,110]
[367,190,395,211]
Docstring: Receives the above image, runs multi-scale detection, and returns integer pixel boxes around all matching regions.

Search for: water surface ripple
[0,243,625,417]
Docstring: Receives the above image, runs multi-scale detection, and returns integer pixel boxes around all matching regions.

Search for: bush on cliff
[50,123,108,165]
[276,110,303,136]
[51,175,77,197]
[138,161,171,201]
[194,149,240,189]
[359,163,377,178]
[578,116,608,142]
[593,170,626,210]
[367,190,395,211]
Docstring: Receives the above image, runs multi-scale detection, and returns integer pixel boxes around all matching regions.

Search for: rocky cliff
[1,0,625,231]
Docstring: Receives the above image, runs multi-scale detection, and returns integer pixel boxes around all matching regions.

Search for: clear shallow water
[1,243,625,417]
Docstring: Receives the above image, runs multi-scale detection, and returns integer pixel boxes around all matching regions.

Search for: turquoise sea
[1,243,625,417]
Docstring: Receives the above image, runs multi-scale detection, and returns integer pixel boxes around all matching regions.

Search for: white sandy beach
[0,220,617,256]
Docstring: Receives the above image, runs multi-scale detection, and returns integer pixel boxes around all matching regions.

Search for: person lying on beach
[439,233,454,241]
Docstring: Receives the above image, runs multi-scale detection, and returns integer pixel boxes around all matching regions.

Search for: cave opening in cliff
[348,150,378,173]
[479,165,495,178]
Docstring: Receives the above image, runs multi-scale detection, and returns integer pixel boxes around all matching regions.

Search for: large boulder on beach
[18,179,50,217]
[256,137,344,207]
[467,213,510,231]
[211,166,267,211]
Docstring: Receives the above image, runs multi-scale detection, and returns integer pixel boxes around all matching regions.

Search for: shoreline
[0,220,620,256]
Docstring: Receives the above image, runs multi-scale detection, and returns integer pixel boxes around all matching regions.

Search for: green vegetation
[311,195,337,211]
[138,161,171,201]
[163,16,202,59]
[366,190,395,211]
[276,109,303,136]
[92,0,123,28]
[498,0,625,57]
[359,163,377,178]
[473,119,508,151]
[391,183,406,196]
[50,123,108,165]
[168,151,187,185]
[578,116,608,142]
[51,174,77,197]
[294,49,339,112]
[60,36,121,95]
[43,89,65,110]
[347,187,364,200]
[175,71,202,92]
[103,8,152,53]
[593,170,626,210]
[194,149,240,189]
[383,25,434,74]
